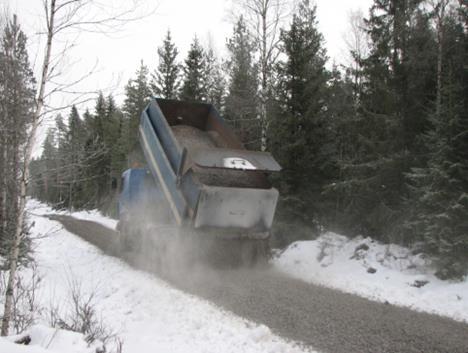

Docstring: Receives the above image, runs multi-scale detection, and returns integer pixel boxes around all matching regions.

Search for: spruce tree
[68,105,84,150]
[77,93,110,207]
[39,129,59,204]
[123,61,152,152]
[321,67,358,230]
[53,114,69,207]
[95,94,112,205]
[268,0,330,238]
[93,93,106,142]
[180,37,206,101]
[151,30,180,99]
[66,106,86,209]
[330,0,436,239]
[103,94,120,168]
[106,94,126,209]
[224,16,260,149]
[204,47,225,108]
[82,108,102,208]
[404,7,468,278]
[0,15,35,257]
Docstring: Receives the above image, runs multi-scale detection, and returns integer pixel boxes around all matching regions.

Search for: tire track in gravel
[48,215,468,353]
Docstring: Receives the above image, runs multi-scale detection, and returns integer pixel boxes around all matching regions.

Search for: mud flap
[194,186,279,231]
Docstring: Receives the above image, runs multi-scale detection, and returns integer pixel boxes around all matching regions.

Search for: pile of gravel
[172,125,218,150]
[171,125,264,188]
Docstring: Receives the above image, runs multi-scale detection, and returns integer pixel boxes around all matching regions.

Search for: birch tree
[1,0,145,336]
[429,0,450,118]
[233,0,289,150]
[343,9,369,105]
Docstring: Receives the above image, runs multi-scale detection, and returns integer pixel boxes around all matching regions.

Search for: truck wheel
[119,222,136,253]
[242,239,270,268]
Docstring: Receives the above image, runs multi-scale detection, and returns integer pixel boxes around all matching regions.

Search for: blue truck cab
[118,168,171,232]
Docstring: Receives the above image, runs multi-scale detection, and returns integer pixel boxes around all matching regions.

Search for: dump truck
[118,98,281,265]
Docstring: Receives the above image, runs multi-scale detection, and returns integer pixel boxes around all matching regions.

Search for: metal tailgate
[194,186,279,230]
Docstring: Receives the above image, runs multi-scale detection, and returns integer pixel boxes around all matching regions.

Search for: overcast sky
[3,0,373,108]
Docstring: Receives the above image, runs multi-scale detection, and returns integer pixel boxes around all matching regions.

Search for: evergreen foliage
[268,0,331,242]
[204,47,225,108]
[151,30,180,99]
[31,96,126,212]
[328,0,436,240]
[404,6,468,278]
[123,61,152,153]
[180,37,207,101]
[224,16,260,149]
[0,15,35,263]
[90,93,110,206]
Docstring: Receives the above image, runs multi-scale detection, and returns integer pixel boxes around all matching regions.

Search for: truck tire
[119,221,138,253]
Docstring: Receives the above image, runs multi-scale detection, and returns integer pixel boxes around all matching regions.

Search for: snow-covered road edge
[27,198,118,230]
[273,232,468,323]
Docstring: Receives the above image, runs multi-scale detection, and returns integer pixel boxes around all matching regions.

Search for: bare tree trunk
[1,57,9,239]
[343,9,369,106]
[1,135,7,236]
[1,0,56,336]
[235,0,286,151]
[260,4,268,151]
[69,160,76,211]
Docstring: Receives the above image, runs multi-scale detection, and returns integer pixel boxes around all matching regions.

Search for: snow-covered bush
[47,278,118,348]
[0,263,42,334]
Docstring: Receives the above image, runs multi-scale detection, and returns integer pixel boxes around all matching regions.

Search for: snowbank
[273,232,468,322]
[0,337,49,353]
[27,199,117,230]
[66,209,117,230]
[25,200,314,353]
[2,325,101,353]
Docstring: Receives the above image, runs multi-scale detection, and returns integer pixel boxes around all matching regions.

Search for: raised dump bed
[171,125,265,189]
[139,98,280,236]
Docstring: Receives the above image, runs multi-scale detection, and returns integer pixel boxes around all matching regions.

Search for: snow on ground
[0,336,50,353]
[28,198,117,230]
[1,325,101,353]
[65,209,118,230]
[20,200,315,353]
[273,232,468,323]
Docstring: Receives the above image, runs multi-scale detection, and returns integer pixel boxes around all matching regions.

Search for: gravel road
[48,215,468,353]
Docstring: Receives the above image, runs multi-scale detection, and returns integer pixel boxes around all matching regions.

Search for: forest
[2,0,467,281]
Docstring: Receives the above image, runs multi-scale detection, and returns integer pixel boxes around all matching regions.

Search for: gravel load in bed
[171,125,265,188]
[171,125,218,150]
